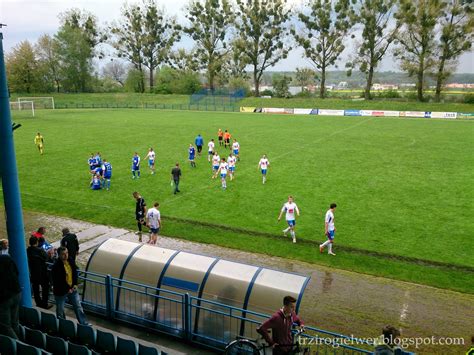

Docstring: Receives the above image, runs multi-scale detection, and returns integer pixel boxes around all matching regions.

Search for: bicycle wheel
[224,339,260,355]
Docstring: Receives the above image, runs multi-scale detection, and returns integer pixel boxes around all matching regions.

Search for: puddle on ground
[1,211,473,354]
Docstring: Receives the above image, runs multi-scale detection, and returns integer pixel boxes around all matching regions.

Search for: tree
[293,0,355,98]
[234,0,292,96]
[295,67,316,91]
[347,0,399,100]
[6,41,42,93]
[169,48,199,72]
[394,0,444,101]
[35,34,61,93]
[433,0,474,102]
[184,0,235,90]
[272,73,292,98]
[110,0,180,92]
[55,9,101,92]
[102,60,127,86]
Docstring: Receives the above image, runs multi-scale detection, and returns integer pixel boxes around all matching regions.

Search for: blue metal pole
[0,29,32,307]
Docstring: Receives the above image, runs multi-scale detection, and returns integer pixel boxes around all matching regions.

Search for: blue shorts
[229,167,235,172]
[287,220,295,227]
[213,165,219,171]
[233,149,239,155]
[261,169,267,175]
[150,227,159,234]
[104,174,111,179]
[189,156,195,161]
[132,165,140,171]
[221,173,227,178]
[208,151,213,155]
[148,159,154,167]
[327,230,335,240]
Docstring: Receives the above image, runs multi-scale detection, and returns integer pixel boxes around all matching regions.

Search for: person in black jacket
[0,254,21,338]
[60,228,79,263]
[52,247,89,325]
[27,236,51,309]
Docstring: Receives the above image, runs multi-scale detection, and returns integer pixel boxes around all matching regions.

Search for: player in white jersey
[146,202,161,245]
[232,139,240,161]
[145,148,156,174]
[227,153,236,180]
[320,203,337,255]
[217,158,229,189]
[211,152,221,179]
[258,154,270,184]
[277,195,300,243]
[207,139,215,162]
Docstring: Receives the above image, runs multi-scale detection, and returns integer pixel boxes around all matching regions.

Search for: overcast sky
[1,0,473,74]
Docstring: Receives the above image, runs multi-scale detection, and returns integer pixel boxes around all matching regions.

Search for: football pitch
[8,108,474,293]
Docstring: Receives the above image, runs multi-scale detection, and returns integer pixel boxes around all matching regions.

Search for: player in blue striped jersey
[132,152,141,179]
[101,159,112,190]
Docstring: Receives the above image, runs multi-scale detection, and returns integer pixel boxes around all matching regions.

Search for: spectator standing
[0,254,21,338]
[171,163,182,194]
[256,295,304,355]
[52,247,89,325]
[374,325,402,355]
[27,236,51,309]
[195,134,204,156]
[0,238,9,255]
[60,228,79,263]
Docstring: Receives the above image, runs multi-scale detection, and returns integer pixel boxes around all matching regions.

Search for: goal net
[10,101,35,117]
[17,96,55,109]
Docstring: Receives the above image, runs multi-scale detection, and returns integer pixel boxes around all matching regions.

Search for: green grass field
[6,108,474,293]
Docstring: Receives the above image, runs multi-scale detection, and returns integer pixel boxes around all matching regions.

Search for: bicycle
[224,327,309,355]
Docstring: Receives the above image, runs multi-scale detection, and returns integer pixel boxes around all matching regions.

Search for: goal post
[10,101,35,117]
[17,96,55,109]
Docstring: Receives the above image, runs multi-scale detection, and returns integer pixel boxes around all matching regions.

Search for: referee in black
[171,163,181,194]
[132,191,147,241]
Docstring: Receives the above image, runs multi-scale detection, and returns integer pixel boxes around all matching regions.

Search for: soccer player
[227,153,236,180]
[132,152,141,179]
[195,134,204,156]
[146,202,161,245]
[145,148,156,174]
[90,173,101,190]
[95,152,102,168]
[217,157,229,189]
[101,159,112,190]
[258,154,270,184]
[223,130,231,149]
[278,195,300,243]
[188,144,196,167]
[34,132,44,155]
[320,203,337,256]
[207,139,215,162]
[217,128,224,146]
[88,153,96,172]
[232,139,240,161]
[211,151,220,179]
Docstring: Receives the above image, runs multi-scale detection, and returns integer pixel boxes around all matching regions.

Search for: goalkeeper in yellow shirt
[34,132,44,155]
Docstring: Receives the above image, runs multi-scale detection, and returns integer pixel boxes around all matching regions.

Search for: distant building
[337,81,348,89]
[445,83,474,89]
[372,83,399,90]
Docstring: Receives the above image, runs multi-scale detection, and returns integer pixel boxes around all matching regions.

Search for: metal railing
[52,102,240,112]
[74,268,390,354]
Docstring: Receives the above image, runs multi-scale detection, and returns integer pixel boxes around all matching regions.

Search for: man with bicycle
[257,295,304,354]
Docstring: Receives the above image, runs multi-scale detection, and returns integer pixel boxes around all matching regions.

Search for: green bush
[260,89,274,97]
[463,94,474,104]
[294,90,313,98]
[377,89,401,99]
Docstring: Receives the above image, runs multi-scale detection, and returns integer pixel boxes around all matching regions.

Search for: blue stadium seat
[58,318,77,341]
[117,336,138,355]
[68,341,92,355]
[45,334,68,354]
[95,329,117,354]
[16,340,43,355]
[22,307,42,330]
[0,334,17,355]
[138,343,160,355]
[25,327,47,349]
[41,312,59,335]
[18,324,26,341]
[77,323,96,348]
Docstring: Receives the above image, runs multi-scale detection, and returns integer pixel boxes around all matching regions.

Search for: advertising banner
[262,107,286,114]
[294,109,313,115]
[400,111,426,118]
[310,109,319,115]
[429,112,457,119]
[240,107,257,113]
[344,109,361,116]
[318,109,345,116]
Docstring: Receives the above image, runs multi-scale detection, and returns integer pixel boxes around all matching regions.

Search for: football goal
[10,101,35,117]
[17,96,55,109]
